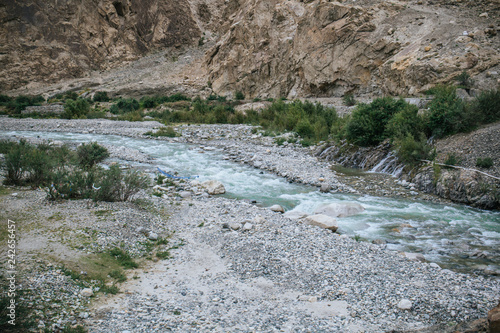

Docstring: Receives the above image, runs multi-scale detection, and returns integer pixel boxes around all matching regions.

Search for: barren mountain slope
[1,0,499,98]
[0,0,201,91]
[207,0,500,98]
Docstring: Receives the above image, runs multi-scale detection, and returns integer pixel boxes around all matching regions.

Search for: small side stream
[3,130,500,275]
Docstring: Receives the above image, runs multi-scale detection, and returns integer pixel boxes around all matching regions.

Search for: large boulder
[314,202,365,218]
[201,180,226,195]
[305,214,338,231]
[489,300,500,333]
[270,204,285,213]
[283,210,308,220]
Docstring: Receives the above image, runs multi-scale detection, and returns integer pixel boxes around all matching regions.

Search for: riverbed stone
[283,210,308,220]
[201,180,226,195]
[179,191,192,198]
[270,204,285,213]
[305,214,338,231]
[397,299,412,310]
[314,202,365,218]
[229,223,242,230]
[80,288,93,297]
[404,252,426,262]
[147,232,159,241]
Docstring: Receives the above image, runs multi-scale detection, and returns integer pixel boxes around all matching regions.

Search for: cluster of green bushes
[144,126,180,138]
[0,140,149,202]
[0,94,45,114]
[337,86,499,164]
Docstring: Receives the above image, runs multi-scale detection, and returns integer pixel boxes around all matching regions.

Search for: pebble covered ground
[86,194,499,333]
[0,118,498,332]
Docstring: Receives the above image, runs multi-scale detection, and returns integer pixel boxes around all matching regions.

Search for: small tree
[93,91,110,102]
[77,142,109,169]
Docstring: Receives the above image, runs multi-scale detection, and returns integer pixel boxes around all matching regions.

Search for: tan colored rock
[489,300,500,333]
[201,180,226,195]
[0,0,201,91]
[314,202,365,218]
[305,214,338,231]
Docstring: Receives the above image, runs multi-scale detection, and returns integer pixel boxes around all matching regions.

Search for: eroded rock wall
[0,0,201,90]
[206,0,500,98]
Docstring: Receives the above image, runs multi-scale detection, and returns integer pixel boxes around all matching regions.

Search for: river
[4,130,500,275]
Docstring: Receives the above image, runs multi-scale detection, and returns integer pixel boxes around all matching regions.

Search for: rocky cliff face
[1,0,499,97]
[0,0,201,90]
[206,0,500,98]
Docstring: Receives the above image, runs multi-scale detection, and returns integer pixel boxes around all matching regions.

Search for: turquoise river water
[4,130,500,275]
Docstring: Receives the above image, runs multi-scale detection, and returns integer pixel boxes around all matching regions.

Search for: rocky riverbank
[316,123,500,210]
[0,118,441,203]
[0,118,499,332]
[2,178,499,332]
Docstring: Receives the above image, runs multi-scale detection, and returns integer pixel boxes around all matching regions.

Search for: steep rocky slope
[0,0,201,91]
[1,0,499,98]
[207,0,500,98]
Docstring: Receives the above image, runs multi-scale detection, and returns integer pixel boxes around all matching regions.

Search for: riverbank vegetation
[1,84,498,165]
[0,140,149,202]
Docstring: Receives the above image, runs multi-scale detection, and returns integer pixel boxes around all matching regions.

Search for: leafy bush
[110,98,140,114]
[235,91,245,100]
[345,97,408,146]
[4,95,45,113]
[144,127,179,137]
[470,89,500,124]
[1,141,147,202]
[93,91,110,102]
[63,98,90,119]
[394,134,433,165]
[342,94,356,106]
[476,157,493,169]
[385,104,422,140]
[444,153,459,166]
[92,165,149,202]
[77,142,109,169]
[295,118,314,138]
[140,96,158,109]
[455,71,474,90]
[2,140,57,187]
[424,85,469,138]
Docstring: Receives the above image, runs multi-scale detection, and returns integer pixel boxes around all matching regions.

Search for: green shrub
[64,91,79,101]
[470,89,500,124]
[145,127,179,137]
[63,98,90,119]
[394,133,432,165]
[444,153,459,166]
[476,157,493,169]
[2,140,56,187]
[342,94,356,106]
[140,96,158,109]
[345,97,408,146]
[110,98,140,114]
[93,91,110,102]
[455,71,474,90]
[424,85,469,138]
[92,165,149,202]
[274,137,286,146]
[295,118,314,138]
[235,91,245,100]
[77,142,109,169]
[385,104,422,140]
[5,95,45,113]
